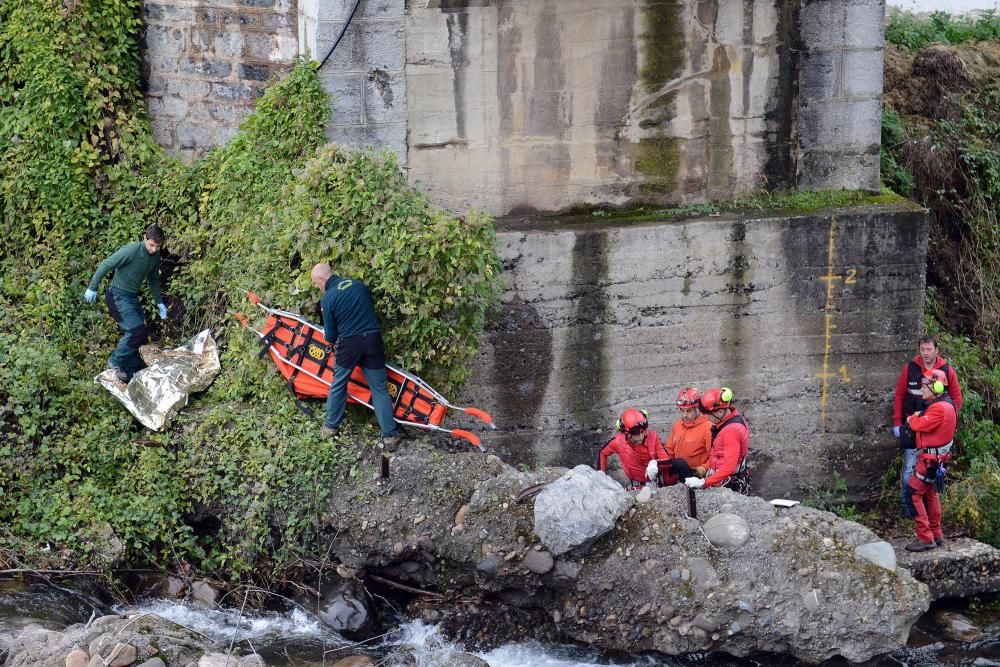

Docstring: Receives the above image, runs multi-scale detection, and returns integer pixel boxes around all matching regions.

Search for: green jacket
[88,241,163,303]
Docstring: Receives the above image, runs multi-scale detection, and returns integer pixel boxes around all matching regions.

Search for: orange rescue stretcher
[235,291,495,449]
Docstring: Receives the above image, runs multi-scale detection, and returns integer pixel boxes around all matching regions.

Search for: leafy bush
[945,457,1000,548]
[0,1,500,584]
[887,10,1000,50]
[881,108,915,196]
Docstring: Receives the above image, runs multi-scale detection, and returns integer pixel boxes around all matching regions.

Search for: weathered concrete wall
[460,202,928,498]
[142,0,885,211]
[405,0,884,215]
[141,0,299,160]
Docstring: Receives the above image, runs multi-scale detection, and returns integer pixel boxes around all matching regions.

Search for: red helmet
[617,408,649,435]
[699,387,734,414]
[676,387,701,407]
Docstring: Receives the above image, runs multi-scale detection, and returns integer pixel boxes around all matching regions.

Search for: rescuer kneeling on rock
[684,387,751,494]
[598,408,668,490]
[904,369,957,552]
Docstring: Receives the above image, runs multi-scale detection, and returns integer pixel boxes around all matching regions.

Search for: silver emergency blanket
[95,329,220,431]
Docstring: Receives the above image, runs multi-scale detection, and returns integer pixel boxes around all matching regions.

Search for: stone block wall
[141,0,299,160]
[316,0,407,163]
[459,202,928,498]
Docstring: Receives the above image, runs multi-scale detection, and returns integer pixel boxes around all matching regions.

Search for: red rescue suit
[905,396,957,544]
[893,354,963,427]
[599,430,668,486]
[705,409,750,489]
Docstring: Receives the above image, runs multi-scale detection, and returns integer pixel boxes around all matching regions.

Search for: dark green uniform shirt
[321,275,380,343]
[88,241,163,303]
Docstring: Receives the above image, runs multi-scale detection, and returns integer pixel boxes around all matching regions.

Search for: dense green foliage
[0,1,499,583]
[887,10,1000,50]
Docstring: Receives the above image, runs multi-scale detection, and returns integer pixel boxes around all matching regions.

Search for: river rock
[523,550,554,574]
[189,580,219,609]
[237,656,265,667]
[330,657,374,667]
[317,580,375,639]
[198,653,238,667]
[108,643,137,667]
[703,513,751,548]
[855,541,897,572]
[136,659,167,667]
[160,576,186,598]
[66,649,89,667]
[935,610,983,642]
[448,653,489,667]
[533,465,633,556]
[5,615,217,667]
[318,441,930,665]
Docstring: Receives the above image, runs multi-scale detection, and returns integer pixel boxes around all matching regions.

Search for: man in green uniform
[310,262,400,447]
[84,225,167,382]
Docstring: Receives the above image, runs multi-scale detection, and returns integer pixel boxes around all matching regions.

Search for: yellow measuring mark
[816,216,840,431]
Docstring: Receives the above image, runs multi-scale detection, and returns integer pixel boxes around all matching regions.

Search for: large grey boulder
[533,465,634,556]
[319,442,930,665]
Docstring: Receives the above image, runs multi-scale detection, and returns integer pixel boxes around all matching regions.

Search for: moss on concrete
[588,187,908,224]
[636,136,681,180]
[641,0,685,93]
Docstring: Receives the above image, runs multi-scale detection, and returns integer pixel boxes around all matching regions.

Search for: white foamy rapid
[383,620,663,667]
[122,600,327,643]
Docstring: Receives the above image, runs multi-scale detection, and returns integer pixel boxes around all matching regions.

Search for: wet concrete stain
[763,0,799,188]
[707,44,734,193]
[527,6,567,138]
[497,3,521,210]
[442,4,470,140]
[741,0,755,121]
[721,219,752,381]
[597,5,636,177]
[559,229,611,465]
[489,301,554,434]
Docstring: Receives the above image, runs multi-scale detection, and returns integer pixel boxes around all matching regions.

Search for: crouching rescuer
[598,408,667,490]
[684,387,751,494]
[904,369,957,552]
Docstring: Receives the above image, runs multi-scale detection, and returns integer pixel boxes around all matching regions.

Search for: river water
[2,579,1000,667]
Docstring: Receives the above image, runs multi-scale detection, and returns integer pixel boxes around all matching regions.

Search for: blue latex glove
[84,289,97,303]
[893,426,900,438]
[157,303,167,320]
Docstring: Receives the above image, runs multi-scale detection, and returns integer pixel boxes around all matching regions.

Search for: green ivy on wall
[0,1,500,584]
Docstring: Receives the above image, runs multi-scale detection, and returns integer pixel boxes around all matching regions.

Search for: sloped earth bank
[314,442,929,665]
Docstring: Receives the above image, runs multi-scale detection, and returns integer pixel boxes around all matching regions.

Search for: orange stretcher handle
[450,429,481,448]
[233,312,249,327]
[462,407,496,428]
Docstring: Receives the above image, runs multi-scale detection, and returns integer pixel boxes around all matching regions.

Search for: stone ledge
[894,537,1000,600]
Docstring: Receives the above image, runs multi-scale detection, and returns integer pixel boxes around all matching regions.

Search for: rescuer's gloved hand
[157,303,167,320]
[645,459,659,481]
[685,477,705,489]
[893,426,900,438]
[84,289,97,302]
